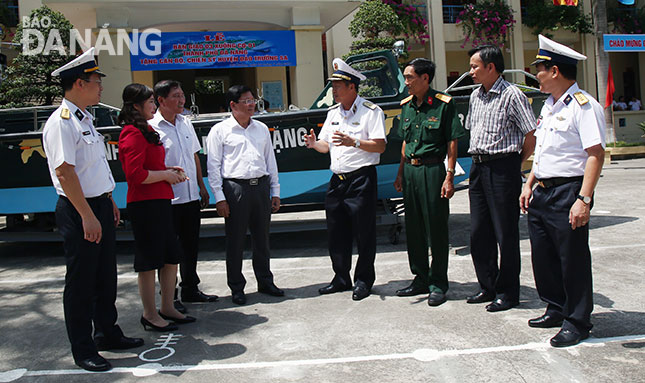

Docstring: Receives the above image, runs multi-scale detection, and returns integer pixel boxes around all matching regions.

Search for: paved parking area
[0,158,644,382]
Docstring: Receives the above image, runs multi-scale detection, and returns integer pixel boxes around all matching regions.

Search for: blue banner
[603,34,645,52]
[130,30,297,71]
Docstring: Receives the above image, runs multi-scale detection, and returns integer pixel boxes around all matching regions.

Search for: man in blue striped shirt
[464,45,536,312]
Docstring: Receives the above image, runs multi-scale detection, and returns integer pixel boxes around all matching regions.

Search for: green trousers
[402,162,450,293]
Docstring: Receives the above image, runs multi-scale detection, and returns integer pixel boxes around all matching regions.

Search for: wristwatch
[446,168,455,174]
[354,139,361,148]
[577,195,591,205]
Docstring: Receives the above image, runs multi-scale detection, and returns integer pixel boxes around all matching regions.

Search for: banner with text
[603,34,645,52]
[130,30,297,71]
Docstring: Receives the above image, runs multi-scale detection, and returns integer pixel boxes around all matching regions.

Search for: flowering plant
[382,0,429,44]
[608,7,645,34]
[456,0,516,48]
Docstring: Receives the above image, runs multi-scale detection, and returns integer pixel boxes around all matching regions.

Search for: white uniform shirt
[206,116,280,203]
[628,99,642,111]
[533,83,605,179]
[319,95,387,174]
[149,111,202,205]
[43,98,115,197]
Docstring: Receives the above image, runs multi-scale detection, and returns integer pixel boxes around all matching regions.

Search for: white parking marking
[1,334,643,381]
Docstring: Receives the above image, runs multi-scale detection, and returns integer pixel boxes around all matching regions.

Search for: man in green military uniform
[394,58,465,306]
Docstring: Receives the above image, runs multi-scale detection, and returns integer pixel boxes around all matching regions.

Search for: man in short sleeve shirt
[393,58,465,307]
[465,45,537,312]
[304,58,386,301]
[150,80,218,310]
[520,35,605,348]
[42,48,142,372]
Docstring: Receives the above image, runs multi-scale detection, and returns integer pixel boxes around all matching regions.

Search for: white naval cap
[531,34,587,66]
[328,58,366,85]
[51,47,105,79]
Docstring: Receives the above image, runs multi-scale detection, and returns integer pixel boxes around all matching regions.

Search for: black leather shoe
[75,355,112,372]
[95,335,144,351]
[174,299,187,314]
[528,314,564,328]
[258,283,284,297]
[352,285,370,301]
[159,310,197,324]
[486,298,519,312]
[181,290,219,303]
[550,329,589,347]
[466,290,495,304]
[427,291,447,306]
[232,291,247,305]
[318,283,351,295]
[140,316,179,332]
[396,284,429,297]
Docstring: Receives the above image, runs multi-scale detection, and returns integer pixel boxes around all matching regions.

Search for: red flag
[553,0,578,5]
[605,64,615,109]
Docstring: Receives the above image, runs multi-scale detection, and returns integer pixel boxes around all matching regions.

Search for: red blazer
[119,124,173,203]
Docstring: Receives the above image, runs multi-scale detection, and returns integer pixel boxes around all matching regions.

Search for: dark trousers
[222,176,274,292]
[325,165,377,289]
[172,200,201,291]
[468,153,521,301]
[402,162,450,293]
[55,195,123,362]
[528,180,593,335]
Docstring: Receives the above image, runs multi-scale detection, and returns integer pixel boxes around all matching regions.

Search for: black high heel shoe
[140,316,179,332]
[158,311,197,324]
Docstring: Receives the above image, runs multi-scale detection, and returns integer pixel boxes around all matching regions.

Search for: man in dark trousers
[520,35,605,347]
[393,58,465,307]
[42,48,143,372]
[465,45,536,312]
[206,85,283,305]
[304,58,386,301]
[151,80,218,311]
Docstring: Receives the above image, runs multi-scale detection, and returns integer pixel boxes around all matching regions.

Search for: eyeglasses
[237,98,257,105]
[83,79,103,85]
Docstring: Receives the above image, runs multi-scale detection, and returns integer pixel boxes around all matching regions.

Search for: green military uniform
[399,89,465,293]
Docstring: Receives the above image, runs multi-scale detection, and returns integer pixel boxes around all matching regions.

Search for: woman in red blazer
[118,83,196,331]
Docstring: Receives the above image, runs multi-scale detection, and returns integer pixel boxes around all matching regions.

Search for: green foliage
[348,0,404,39]
[457,0,516,48]
[523,0,593,37]
[639,121,645,137]
[608,6,645,34]
[0,5,74,108]
[381,0,429,44]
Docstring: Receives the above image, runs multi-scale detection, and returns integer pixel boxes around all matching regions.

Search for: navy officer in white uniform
[43,48,143,372]
[304,58,386,301]
[520,35,605,348]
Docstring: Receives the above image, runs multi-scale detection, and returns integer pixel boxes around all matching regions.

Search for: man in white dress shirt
[304,58,386,301]
[520,35,605,348]
[206,85,283,305]
[150,80,218,311]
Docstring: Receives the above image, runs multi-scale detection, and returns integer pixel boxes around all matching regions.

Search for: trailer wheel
[389,224,402,245]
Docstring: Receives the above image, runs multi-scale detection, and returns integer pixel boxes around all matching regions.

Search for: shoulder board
[574,92,588,106]
[363,100,377,110]
[328,103,341,110]
[60,108,70,120]
[400,95,413,106]
[435,93,452,103]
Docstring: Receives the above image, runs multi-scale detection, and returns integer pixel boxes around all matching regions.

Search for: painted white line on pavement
[1,334,644,381]
[3,243,645,286]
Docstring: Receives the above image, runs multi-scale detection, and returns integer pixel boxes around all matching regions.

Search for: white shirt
[206,115,280,203]
[628,99,642,111]
[149,111,202,205]
[533,83,605,179]
[43,98,115,197]
[319,95,386,174]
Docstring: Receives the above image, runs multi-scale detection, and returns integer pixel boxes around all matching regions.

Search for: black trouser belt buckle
[249,178,259,186]
[471,152,514,164]
[536,176,583,189]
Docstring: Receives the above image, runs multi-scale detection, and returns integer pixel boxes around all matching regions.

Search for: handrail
[444,69,541,94]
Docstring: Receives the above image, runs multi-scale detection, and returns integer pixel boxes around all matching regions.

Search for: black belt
[536,176,583,189]
[405,156,442,166]
[335,165,373,181]
[224,175,268,186]
[60,191,111,202]
[471,152,516,164]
